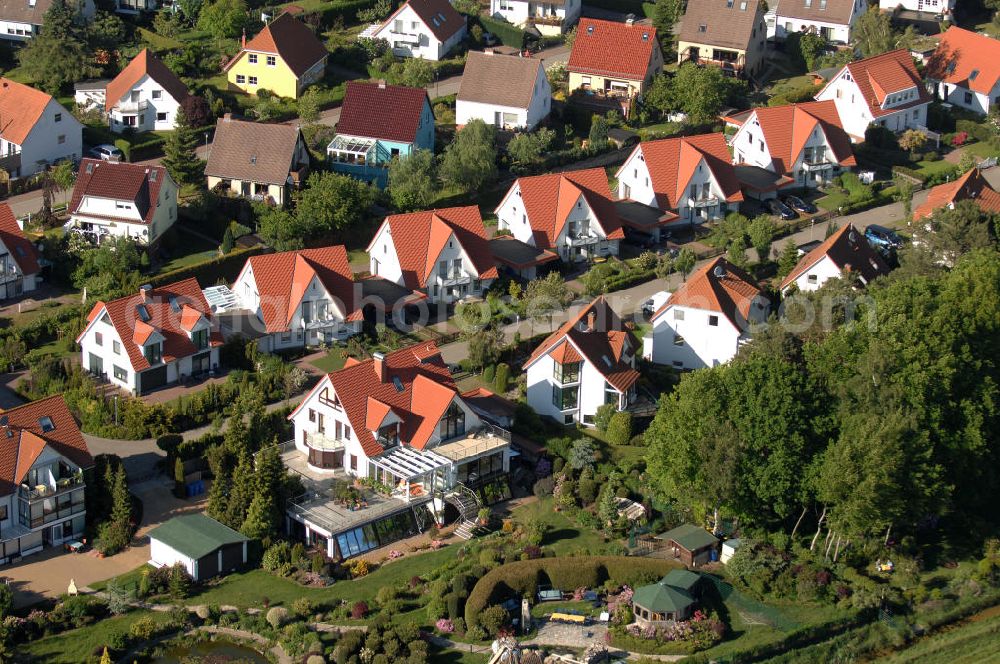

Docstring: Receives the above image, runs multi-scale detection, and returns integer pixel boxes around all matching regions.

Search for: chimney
[625,13,636,25]
[378,79,387,89]
[586,311,596,331]
[484,48,494,55]
[373,351,386,382]
[241,29,246,49]
[223,112,232,122]
[139,284,152,301]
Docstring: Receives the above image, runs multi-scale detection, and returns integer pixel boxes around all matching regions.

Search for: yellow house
[225,13,328,99]
[676,0,767,80]
[566,18,663,116]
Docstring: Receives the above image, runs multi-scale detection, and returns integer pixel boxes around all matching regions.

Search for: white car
[88,144,124,161]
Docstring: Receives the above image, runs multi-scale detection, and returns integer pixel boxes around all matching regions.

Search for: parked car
[626,230,657,249]
[766,198,798,220]
[783,195,817,214]
[865,224,903,252]
[88,144,124,161]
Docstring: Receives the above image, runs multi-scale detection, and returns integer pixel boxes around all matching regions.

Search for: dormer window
[377,423,399,448]
[144,343,162,365]
[441,402,465,440]
[192,328,209,350]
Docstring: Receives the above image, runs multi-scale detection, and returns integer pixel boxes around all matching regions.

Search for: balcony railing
[438,272,471,287]
[529,15,563,26]
[18,474,84,500]
[802,160,833,172]
[388,30,421,45]
[117,99,149,114]
[688,195,720,208]
[567,233,600,246]
[305,431,345,452]
[21,501,85,529]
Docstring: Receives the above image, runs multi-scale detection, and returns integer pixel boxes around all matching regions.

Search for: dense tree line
[646,228,1000,547]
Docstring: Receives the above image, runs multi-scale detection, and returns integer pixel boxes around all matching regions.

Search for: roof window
[699,23,706,32]
[392,376,404,392]
[970,69,980,81]
[136,304,151,322]
[39,416,55,432]
[168,295,181,313]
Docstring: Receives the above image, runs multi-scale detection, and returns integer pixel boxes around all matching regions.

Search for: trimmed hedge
[148,244,267,288]
[465,556,680,627]
[478,15,527,48]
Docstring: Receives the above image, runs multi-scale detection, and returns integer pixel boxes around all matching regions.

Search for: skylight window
[970,69,980,80]
[136,304,151,322]
[168,296,180,313]
[39,416,55,432]
[392,376,404,392]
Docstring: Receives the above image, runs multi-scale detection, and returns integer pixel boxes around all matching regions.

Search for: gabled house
[115,0,156,14]
[0,394,93,564]
[367,205,498,304]
[926,27,1000,116]
[76,279,223,395]
[0,78,83,178]
[615,133,743,228]
[780,223,889,293]
[0,0,94,41]
[0,202,40,300]
[63,159,177,248]
[205,115,310,206]
[766,0,868,44]
[328,81,434,187]
[367,0,466,61]
[730,101,856,191]
[286,342,511,558]
[104,49,189,133]
[489,0,581,35]
[912,168,1000,221]
[457,50,551,131]
[225,13,328,99]
[567,17,663,115]
[231,247,363,351]
[645,257,768,369]
[524,296,639,426]
[814,49,931,141]
[495,167,624,263]
[677,0,768,79]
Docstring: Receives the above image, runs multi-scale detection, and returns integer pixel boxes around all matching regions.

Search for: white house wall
[784,254,842,293]
[934,81,1000,116]
[647,304,746,369]
[457,70,550,130]
[109,73,184,133]
[526,352,619,425]
[816,73,927,138]
[150,539,197,577]
[495,183,535,245]
[69,176,178,245]
[374,5,466,60]
[368,223,405,284]
[17,99,83,177]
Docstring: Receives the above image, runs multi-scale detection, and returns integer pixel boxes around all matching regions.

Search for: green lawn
[510,497,613,556]
[878,610,1000,663]
[310,350,348,374]
[22,610,173,664]
[156,229,219,274]
[915,157,961,179]
[966,141,1000,160]
[530,599,601,618]
[138,26,184,51]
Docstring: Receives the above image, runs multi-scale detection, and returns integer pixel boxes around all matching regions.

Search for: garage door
[198,549,219,580]
[139,365,168,394]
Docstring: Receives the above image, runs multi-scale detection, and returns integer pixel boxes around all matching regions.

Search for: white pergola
[371,446,451,501]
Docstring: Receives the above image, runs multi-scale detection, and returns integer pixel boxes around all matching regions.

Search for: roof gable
[458,51,545,109]
[625,133,743,211]
[382,0,465,41]
[747,101,855,174]
[828,49,930,118]
[509,167,624,250]
[205,117,304,185]
[568,18,659,80]
[106,49,189,111]
[780,223,889,289]
[237,13,328,77]
[336,81,430,143]
[0,202,39,275]
[70,159,171,225]
[927,27,1000,95]
[376,206,498,289]
[678,0,764,51]
[654,257,763,329]
[0,77,60,146]
[774,0,858,23]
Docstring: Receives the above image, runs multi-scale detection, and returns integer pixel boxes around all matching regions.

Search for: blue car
[864,224,903,252]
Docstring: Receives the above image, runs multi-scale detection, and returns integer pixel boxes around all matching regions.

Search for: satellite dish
[848,230,858,244]
[713,264,726,279]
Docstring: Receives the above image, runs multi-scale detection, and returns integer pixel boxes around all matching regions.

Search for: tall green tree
[777,239,800,279]
[17,0,98,93]
[162,108,203,187]
[224,453,255,529]
[748,214,777,262]
[674,247,696,280]
[670,63,742,125]
[388,149,438,211]
[294,171,376,238]
[206,459,232,521]
[241,492,277,539]
[197,0,248,39]
[852,7,916,58]
[651,0,683,52]
[440,119,497,192]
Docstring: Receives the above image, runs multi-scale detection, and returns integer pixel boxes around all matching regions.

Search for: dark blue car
[864,224,903,252]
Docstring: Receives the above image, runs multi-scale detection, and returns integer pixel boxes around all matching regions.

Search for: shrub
[262,542,291,571]
[266,607,289,628]
[494,363,510,393]
[594,403,616,432]
[606,412,633,445]
[129,616,157,640]
[477,15,526,48]
[292,597,315,618]
[479,604,510,635]
[482,365,496,383]
[351,601,369,619]
[467,624,488,641]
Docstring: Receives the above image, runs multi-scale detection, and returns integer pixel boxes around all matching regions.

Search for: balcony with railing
[18,473,84,501]
[687,195,720,208]
[305,431,345,452]
[802,159,834,172]
[567,232,600,246]
[18,484,86,529]
[437,270,471,287]
[116,99,150,114]
[528,14,563,26]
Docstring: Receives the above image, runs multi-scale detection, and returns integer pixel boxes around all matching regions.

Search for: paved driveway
[3,477,206,608]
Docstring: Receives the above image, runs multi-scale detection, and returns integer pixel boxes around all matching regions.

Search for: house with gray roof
[656,523,719,566]
[0,0,94,41]
[205,114,311,206]
[456,50,551,131]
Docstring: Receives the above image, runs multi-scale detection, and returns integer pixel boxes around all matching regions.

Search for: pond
[153,639,268,664]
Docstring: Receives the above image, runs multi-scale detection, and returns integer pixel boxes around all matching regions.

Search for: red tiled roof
[927,27,1000,96]
[619,133,742,212]
[244,246,361,334]
[502,167,624,251]
[912,168,1000,220]
[76,279,222,373]
[0,202,39,275]
[745,101,856,175]
[568,18,659,80]
[301,343,461,457]
[370,206,498,290]
[336,81,430,144]
[525,296,640,392]
[381,0,465,42]
[70,159,170,225]
[0,394,93,497]
[653,257,762,330]
[230,13,327,77]
[0,77,55,146]
[106,49,189,111]
[823,49,929,119]
[780,223,889,290]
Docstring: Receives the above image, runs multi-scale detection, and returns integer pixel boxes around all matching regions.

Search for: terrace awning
[371,445,450,480]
